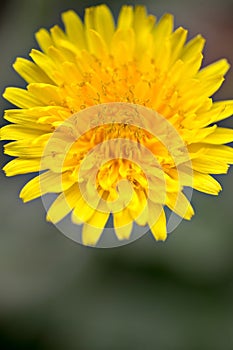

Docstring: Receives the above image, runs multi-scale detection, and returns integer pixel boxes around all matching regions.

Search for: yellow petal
[197,59,230,80]
[3,158,43,176]
[210,100,233,123]
[151,13,173,61]
[20,170,74,202]
[3,109,36,124]
[169,27,188,64]
[4,106,68,124]
[4,140,44,157]
[179,79,223,111]
[200,127,233,144]
[130,190,148,226]
[182,125,217,144]
[191,158,229,174]
[189,144,233,164]
[72,194,97,223]
[30,49,58,84]
[133,5,156,34]
[181,34,205,61]
[114,222,133,241]
[1,124,47,141]
[197,76,226,98]
[3,87,43,108]
[62,10,86,49]
[48,40,79,59]
[13,58,53,84]
[153,13,173,39]
[27,83,62,106]
[207,145,233,163]
[134,204,148,226]
[93,4,115,46]
[180,52,203,79]
[111,28,135,61]
[86,29,108,58]
[113,208,133,240]
[117,5,133,30]
[193,171,222,195]
[166,191,194,220]
[50,25,66,47]
[133,5,156,54]
[84,6,95,29]
[46,184,81,223]
[35,28,53,53]
[148,202,167,241]
[187,101,233,128]
[82,210,109,246]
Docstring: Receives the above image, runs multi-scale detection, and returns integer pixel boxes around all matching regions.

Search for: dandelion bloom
[1,5,233,246]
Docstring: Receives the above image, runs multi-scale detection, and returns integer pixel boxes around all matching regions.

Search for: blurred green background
[1,0,233,349]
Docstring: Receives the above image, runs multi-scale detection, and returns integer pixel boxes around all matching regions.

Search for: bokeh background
[1,0,233,349]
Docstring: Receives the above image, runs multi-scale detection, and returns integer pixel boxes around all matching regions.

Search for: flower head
[1,5,233,246]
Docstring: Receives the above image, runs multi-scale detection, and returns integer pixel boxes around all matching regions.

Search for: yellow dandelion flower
[1,4,233,246]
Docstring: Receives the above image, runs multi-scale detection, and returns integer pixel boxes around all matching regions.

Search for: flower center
[67,122,152,199]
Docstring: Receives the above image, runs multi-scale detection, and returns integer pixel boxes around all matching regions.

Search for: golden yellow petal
[114,222,133,241]
[3,108,57,126]
[3,87,43,108]
[113,208,133,240]
[193,171,222,195]
[20,170,74,202]
[207,145,233,163]
[199,76,225,97]
[133,11,155,54]
[84,6,95,30]
[1,125,46,141]
[27,83,62,106]
[191,158,229,174]
[130,190,148,226]
[111,28,135,61]
[180,76,224,108]
[151,13,173,63]
[92,4,115,46]
[72,194,97,223]
[82,210,110,246]
[183,125,217,144]
[184,101,233,128]
[180,52,203,79]
[148,202,167,241]
[86,29,108,58]
[153,13,173,39]
[50,25,66,46]
[4,140,44,157]
[13,58,53,84]
[169,27,188,65]
[46,184,81,223]
[210,100,233,123]
[197,59,230,80]
[134,205,148,226]
[3,158,43,176]
[35,28,53,53]
[200,127,233,144]
[117,5,133,30]
[46,45,68,64]
[30,49,58,84]
[166,191,194,220]
[62,10,86,49]
[181,34,205,61]
[133,5,156,34]
[189,144,233,164]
